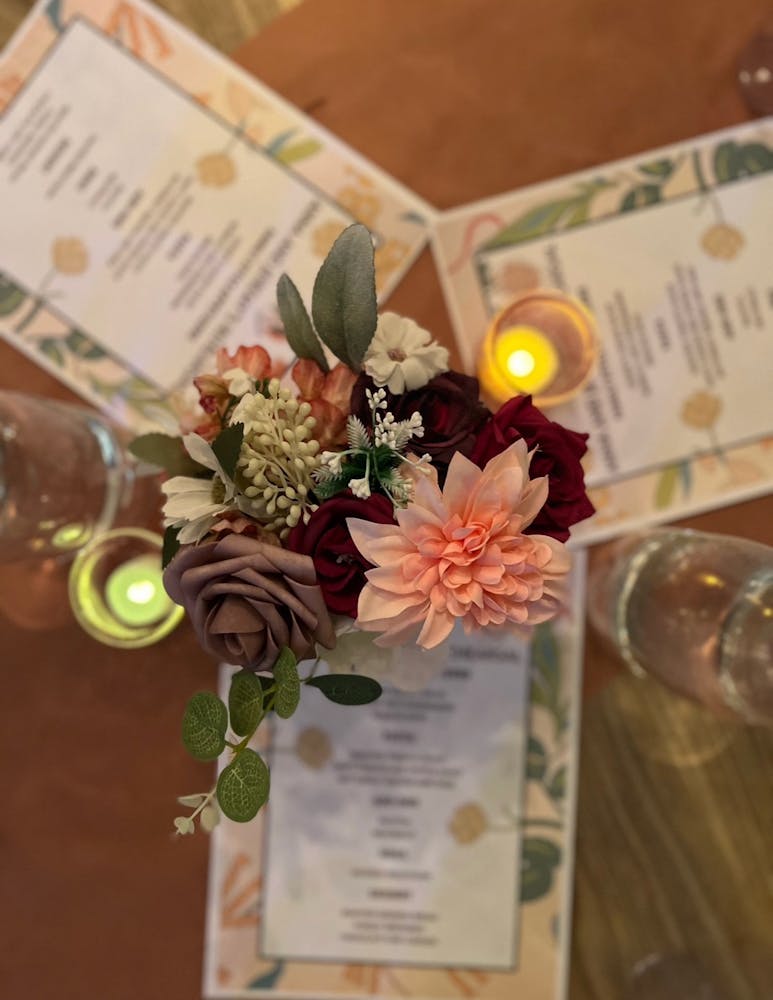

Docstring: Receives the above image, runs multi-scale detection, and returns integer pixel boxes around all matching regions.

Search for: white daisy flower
[161,433,237,544]
[364,312,449,394]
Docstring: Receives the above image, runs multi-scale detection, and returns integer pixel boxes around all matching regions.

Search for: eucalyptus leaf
[181,692,228,761]
[307,673,383,706]
[129,432,205,477]
[162,525,181,570]
[177,792,208,807]
[228,670,264,736]
[276,274,329,371]
[200,804,220,833]
[216,748,270,822]
[273,647,300,719]
[174,816,195,836]
[311,223,377,370]
[211,422,244,481]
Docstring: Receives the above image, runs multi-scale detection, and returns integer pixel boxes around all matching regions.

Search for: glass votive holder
[68,527,183,649]
[477,289,598,408]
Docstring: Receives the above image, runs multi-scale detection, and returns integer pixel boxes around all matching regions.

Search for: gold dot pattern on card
[196,152,237,187]
[295,726,332,769]
[700,223,744,260]
[681,390,722,430]
[449,802,488,845]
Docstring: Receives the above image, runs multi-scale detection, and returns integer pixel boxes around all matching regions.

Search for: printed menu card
[433,120,773,542]
[205,555,586,1000]
[0,0,432,431]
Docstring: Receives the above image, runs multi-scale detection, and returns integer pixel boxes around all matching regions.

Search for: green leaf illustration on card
[217,748,270,822]
[548,765,567,802]
[739,141,773,175]
[249,961,286,990]
[620,183,661,212]
[482,180,613,249]
[654,464,680,509]
[65,329,107,361]
[0,277,26,317]
[713,141,744,184]
[526,736,548,782]
[38,338,66,367]
[530,623,567,737]
[521,837,561,903]
[274,138,322,165]
[638,157,675,179]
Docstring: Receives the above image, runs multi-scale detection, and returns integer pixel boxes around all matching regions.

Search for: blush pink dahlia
[347,440,570,649]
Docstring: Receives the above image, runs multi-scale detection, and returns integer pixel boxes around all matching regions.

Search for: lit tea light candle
[105,555,173,628]
[492,325,559,396]
[477,289,598,408]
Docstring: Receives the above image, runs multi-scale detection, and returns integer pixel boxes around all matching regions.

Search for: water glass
[0,390,138,562]
[588,529,773,724]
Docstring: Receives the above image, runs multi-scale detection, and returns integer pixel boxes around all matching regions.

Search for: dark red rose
[470,395,595,541]
[286,491,396,618]
[351,372,489,479]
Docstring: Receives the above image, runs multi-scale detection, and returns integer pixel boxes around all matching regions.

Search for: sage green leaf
[182,692,228,761]
[273,647,300,719]
[520,837,561,903]
[128,432,205,477]
[228,670,264,737]
[311,223,377,370]
[162,525,181,570]
[217,748,270,822]
[307,674,383,706]
[526,736,547,782]
[713,141,742,183]
[620,184,661,212]
[276,274,329,371]
[173,816,195,836]
[211,422,243,481]
[199,804,220,832]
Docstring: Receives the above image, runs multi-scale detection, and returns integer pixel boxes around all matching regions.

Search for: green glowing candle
[104,555,173,628]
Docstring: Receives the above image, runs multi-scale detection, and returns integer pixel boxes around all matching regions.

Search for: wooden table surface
[1,2,772,999]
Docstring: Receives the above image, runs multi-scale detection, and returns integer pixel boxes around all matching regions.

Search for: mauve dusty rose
[163,534,335,671]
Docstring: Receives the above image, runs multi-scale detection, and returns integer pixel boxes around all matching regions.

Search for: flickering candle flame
[492,325,559,396]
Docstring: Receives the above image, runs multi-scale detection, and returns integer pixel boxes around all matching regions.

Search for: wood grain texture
[1,2,772,999]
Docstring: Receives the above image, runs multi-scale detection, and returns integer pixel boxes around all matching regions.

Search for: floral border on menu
[0,0,432,431]
[203,556,585,1000]
[432,120,773,543]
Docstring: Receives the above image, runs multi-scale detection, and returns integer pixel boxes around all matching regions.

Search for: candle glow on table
[104,554,173,628]
[492,325,559,395]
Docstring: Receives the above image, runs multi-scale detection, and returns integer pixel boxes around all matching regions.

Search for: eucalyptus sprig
[174,648,382,835]
[276,222,377,372]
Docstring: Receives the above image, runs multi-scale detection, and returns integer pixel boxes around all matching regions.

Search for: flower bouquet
[130,224,594,834]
